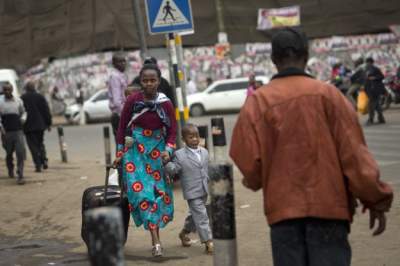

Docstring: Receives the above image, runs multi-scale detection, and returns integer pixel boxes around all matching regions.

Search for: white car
[187,76,270,116]
[65,89,111,124]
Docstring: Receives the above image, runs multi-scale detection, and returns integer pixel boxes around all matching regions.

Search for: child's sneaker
[204,240,214,255]
[178,230,191,247]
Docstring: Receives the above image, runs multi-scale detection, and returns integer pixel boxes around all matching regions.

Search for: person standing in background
[108,53,128,139]
[186,78,197,95]
[21,81,52,172]
[206,77,213,87]
[347,58,366,108]
[246,73,257,96]
[75,83,86,125]
[50,86,66,115]
[365,57,386,125]
[75,83,84,105]
[0,83,27,185]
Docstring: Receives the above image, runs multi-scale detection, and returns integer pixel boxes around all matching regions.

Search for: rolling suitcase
[81,165,130,247]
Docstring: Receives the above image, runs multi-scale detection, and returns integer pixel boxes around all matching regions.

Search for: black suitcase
[81,166,130,247]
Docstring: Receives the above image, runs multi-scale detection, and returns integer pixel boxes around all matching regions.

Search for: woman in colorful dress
[113,63,177,257]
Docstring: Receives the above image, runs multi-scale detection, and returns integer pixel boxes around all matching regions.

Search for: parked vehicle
[187,76,270,116]
[65,89,111,124]
[0,69,21,98]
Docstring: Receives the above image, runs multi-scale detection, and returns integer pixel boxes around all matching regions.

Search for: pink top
[116,92,177,146]
[247,85,256,96]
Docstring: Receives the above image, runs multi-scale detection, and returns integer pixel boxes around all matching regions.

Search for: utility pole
[215,0,226,34]
[132,0,148,60]
[214,0,231,77]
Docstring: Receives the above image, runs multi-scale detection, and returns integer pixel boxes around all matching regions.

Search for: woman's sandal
[152,243,163,257]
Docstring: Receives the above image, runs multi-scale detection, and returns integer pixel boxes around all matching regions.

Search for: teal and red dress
[116,92,176,230]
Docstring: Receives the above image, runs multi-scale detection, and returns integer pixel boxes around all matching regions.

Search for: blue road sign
[145,0,194,35]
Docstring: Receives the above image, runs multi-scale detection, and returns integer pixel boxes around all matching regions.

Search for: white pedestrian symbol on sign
[153,0,189,27]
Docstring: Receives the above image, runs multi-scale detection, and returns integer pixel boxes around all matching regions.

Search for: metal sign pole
[175,34,189,124]
[167,33,183,149]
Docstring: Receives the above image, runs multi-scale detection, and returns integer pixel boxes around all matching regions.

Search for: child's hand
[124,136,134,148]
[161,151,170,163]
[113,157,122,168]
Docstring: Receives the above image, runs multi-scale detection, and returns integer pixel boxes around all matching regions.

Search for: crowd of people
[1,26,396,264]
[104,28,394,264]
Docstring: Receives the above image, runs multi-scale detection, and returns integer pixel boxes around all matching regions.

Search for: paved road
[24,110,400,173]
[1,109,400,265]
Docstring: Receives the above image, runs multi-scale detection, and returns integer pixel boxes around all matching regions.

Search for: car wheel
[190,104,205,117]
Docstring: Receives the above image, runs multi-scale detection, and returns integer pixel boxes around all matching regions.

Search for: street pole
[131,0,148,60]
[167,33,183,149]
[209,163,238,266]
[198,125,209,151]
[215,0,226,33]
[211,117,227,163]
[175,34,189,126]
[85,207,125,266]
[57,126,68,163]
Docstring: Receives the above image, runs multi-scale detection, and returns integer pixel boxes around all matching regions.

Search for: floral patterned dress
[116,92,177,230]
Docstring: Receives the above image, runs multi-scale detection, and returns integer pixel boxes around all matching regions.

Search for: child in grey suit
[165,123,213,254]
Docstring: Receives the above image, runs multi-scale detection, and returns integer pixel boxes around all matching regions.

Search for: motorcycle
[381,75,400,110]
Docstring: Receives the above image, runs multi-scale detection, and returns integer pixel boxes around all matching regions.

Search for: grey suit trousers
[183,196,212,242]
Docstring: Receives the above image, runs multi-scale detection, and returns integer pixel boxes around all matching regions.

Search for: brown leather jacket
[230,69,393,225]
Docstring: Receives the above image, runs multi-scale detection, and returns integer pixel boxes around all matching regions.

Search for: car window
[94,91,108,101]
[210,81,249,93]
[211,83,232,93]
[230,81,248,91]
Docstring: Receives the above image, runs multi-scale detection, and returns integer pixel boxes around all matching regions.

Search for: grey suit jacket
[165,146,209,200]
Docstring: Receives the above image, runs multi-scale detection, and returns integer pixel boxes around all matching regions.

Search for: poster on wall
[389,25,400,38]
[257,5,300,30]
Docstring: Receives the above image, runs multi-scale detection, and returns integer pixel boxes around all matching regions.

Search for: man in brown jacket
[230,28,393,266]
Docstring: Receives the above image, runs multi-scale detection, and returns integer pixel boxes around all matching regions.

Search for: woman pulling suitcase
[113,63,177,257]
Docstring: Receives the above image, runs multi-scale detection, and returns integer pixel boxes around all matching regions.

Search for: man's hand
[0,126,5,136]
[369,209,386,236]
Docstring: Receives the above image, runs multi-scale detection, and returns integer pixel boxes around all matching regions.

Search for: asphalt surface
[1,109,400,266]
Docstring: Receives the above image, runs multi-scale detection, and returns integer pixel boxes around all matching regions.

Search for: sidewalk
[0,156,399,265]
[1,108,400,265]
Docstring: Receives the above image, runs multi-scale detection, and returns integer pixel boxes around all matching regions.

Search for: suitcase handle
[104,164,113,204]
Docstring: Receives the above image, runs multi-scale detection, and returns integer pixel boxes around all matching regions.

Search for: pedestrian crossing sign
[145,0,194,34]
